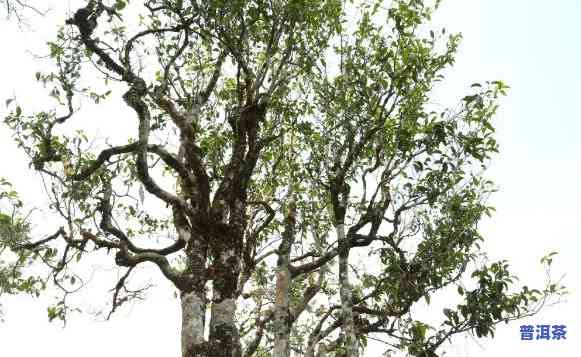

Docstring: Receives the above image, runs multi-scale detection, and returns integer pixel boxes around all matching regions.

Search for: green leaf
[114,0,127,11]
[47,306,57,322]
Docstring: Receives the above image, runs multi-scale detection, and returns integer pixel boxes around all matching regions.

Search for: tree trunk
[273,193,296,357]
[209,296,240,357]
[209,245,242,357]
[273,262,291,357]
[181,290,207,357]
[180,289,241,357]
[336,223,359,357]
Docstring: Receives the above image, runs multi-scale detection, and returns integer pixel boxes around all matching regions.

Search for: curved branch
[123,78,194,215]
[97,184,184,256]
[66,1,129,80]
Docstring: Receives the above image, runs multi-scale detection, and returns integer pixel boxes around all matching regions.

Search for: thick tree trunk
[209,296,241,357]
[336,223,359,357]
[180,221,210,357]
[180,251,242,357]
[180,292,241,357]
[181,290,207,357]
[209,245,242,357]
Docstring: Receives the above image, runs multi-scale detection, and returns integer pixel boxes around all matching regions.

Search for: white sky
[0,1,579,356]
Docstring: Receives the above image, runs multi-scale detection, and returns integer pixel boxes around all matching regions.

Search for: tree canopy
[1,1,564,356]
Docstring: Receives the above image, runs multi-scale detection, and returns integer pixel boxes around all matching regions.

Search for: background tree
[2,1,565,357]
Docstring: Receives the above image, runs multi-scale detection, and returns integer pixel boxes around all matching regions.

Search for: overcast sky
[0,1,579,356]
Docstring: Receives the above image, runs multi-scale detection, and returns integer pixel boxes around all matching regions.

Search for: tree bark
[273,194,296,357]
[209,294,241,357]
[181,290,207,357]
[337,223,359,357]
[274,261,291,357]
[180,244,242,357]
[209,242,242,357]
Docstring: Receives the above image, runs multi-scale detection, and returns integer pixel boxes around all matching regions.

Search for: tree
[2,0,565,356]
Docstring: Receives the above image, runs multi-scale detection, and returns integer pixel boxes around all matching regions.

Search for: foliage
[0,178,47,320]
[2,0,565,356]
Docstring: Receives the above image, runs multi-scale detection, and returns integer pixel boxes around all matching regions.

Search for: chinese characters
[520,324,567,341]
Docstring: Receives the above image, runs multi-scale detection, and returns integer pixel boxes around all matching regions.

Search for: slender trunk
[274,260,291,357]
[273,194,296,357]
[336,223,359,357]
